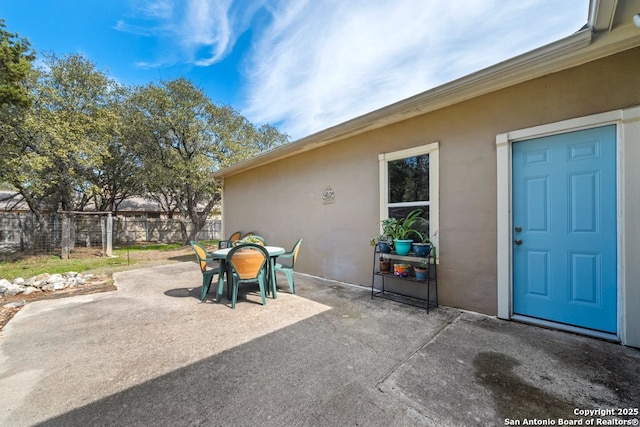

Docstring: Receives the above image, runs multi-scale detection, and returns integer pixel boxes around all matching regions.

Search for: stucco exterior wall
[221,47,640,316]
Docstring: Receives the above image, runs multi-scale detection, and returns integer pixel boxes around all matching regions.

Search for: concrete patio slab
[379,312,640,426]
[0,262,638,426]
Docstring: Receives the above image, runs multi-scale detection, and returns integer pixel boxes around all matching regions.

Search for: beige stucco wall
[221,47,640,316]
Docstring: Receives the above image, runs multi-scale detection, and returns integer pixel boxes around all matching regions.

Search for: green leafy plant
[413,232,431,244]
[383,208,427,241]
[238,235,264,245]
[416,258,430,269]
[370,234,393,247]
[371,216,395,253]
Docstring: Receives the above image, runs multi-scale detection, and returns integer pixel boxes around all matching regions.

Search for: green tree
[0,19,35,108]
[0,54,120,250]
[27,53,120,212]
[0,20,35,191]
[213,109,290,170]
[87,84,145,214]
[129,78,229,243]
[1,45,289,248]
[129,78,289,243]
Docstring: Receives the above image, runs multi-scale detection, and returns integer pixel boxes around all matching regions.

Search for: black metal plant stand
[371,244,438,312]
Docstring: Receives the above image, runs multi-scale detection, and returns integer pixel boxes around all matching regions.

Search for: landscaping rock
[0,273,93,298]
[32,273,50,282]
[4,284,24,297]
[0,279,11,293]
[3,300,26,309]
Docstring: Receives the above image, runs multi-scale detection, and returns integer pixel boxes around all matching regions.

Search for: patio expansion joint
[368,311,464,423]
[374,310,463,390]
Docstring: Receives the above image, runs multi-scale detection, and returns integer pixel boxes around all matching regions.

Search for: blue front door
[512,125,617,333]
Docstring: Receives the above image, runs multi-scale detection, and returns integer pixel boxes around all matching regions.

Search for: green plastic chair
[190,241,220,301]
[218,231,242,249]
[226,243,269,309]
[274,238,302,294]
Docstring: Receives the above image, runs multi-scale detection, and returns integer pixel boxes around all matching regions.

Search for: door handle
[514,239,523,245]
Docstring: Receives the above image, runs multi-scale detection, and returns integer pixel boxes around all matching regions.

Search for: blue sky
[1,0,588,140]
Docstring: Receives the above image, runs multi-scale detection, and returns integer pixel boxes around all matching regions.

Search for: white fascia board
[216,29,598,178]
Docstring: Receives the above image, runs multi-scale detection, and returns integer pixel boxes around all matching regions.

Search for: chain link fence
[0,212,221,260]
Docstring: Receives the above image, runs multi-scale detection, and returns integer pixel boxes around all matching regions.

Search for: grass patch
[0,254,134,281]
[0,241,218,281]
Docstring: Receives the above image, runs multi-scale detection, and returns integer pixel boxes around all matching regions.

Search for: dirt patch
[0,245,200,331]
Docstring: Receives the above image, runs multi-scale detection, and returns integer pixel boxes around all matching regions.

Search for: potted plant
[384,208,426,256]
[413,258,429,281]
[411,233,431,257]
[370,234,393,254]
[370,237,392,272]
[378,254,391,273]
[237,235,265,245]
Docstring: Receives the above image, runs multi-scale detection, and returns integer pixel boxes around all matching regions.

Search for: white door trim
[496,105,640,347]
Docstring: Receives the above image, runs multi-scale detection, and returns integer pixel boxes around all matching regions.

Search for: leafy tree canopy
[0,38,290,245]
[128,77,290,243]
[0,19,35,107]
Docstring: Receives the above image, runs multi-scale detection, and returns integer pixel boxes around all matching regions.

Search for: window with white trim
[379,142,439,248]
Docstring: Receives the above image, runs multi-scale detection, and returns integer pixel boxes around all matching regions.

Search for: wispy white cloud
[114,0,587,140]
[240,0,587,139]
[138,0,174,20]
[180,0,231,65]
[115,0,259,67]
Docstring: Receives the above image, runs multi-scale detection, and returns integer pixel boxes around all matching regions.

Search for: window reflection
[388,155,429,203]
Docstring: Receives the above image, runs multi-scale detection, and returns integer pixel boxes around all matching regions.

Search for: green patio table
[212,245,285,302]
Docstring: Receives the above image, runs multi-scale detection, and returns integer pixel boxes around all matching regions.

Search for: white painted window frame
[496,106,640,347]
[379,142,439,250]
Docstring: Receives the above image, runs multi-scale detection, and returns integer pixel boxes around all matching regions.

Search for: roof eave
[215,25,619,179]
